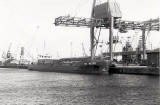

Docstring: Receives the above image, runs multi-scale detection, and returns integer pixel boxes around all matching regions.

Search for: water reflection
[0,68,159,105]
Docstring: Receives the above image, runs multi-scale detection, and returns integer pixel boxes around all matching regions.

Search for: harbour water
[0,68,159,105]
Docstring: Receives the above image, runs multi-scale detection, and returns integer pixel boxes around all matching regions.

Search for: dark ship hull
[0,64,28,69]
[28,59,110,74]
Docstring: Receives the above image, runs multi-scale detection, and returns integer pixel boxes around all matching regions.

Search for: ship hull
[28,61,109,75]
[0,65,28,69]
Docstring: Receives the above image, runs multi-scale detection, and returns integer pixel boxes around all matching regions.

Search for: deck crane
[2,43,15,65]
[6,43,12,59]
[82,43,87,57]
[54,0,160,61]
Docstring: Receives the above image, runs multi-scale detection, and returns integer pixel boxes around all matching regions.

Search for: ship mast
[90,0,96,60]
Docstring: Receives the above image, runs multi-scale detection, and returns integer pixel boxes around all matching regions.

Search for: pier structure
[54,0,160,63]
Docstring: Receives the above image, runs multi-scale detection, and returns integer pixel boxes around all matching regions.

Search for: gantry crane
[54,0,160,61]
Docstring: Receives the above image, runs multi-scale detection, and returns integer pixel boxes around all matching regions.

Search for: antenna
[43,41,46,56]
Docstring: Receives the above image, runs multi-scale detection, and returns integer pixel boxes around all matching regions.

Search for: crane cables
[94,27,102,56]
[72,0,90,17]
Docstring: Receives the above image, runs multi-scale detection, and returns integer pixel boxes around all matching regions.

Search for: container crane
[54,0,160,61]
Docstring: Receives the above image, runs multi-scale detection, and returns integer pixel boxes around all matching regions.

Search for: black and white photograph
[0,0,159,104]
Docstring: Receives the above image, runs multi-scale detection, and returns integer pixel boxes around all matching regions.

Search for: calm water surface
[0,68,159,105]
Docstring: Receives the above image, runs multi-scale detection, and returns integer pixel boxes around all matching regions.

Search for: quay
[109,65,160,75]
[108,48,160,76]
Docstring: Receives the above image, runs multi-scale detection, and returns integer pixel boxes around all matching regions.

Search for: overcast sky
[0,0,160,60]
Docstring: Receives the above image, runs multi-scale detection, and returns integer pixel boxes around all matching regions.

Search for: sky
[0,0,160,60]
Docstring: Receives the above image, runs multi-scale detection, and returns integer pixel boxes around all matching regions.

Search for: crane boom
[54,16,160,32]
[54,16,108,28]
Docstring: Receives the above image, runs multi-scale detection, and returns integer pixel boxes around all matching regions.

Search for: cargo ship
[0,44,28,69]
[28,56,110,74]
